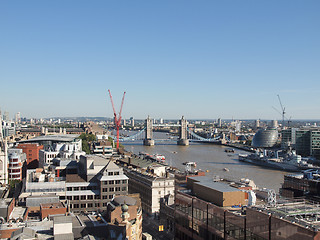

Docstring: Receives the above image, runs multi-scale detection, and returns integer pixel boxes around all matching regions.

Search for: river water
[121,131,288,192]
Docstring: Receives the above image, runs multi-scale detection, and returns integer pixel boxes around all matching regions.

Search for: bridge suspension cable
[186,127,221,142]
[111,128,146,142]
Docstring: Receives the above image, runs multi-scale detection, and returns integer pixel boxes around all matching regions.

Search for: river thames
[122,132,289,192]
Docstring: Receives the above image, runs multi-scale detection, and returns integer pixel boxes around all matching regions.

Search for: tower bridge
[143,116,189,146]
[114,116,226,146]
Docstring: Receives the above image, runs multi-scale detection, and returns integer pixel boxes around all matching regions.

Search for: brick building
[16,143,43,169]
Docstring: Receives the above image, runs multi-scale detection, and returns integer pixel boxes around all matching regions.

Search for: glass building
[252,128,278,148]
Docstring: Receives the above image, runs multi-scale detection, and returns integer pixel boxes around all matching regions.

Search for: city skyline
[1,1,319,120]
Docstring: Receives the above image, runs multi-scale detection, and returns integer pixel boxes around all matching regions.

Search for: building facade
[281,128,320,159]
[124,168,175,216]
[16,143,43,169]
[7,149,26,181]
[20,155,128,213]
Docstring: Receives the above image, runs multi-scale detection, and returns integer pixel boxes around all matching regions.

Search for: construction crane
[108,90,126,151]
[277,94,286,129]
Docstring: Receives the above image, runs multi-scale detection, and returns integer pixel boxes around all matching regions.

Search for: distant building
[217,118,222,128]
[281,127,320,159]
[2,121,16,138]
[14,112,21,124]
[91,140,113,156]
[252,128,278,148]
[3,112,9,122]
[255,119,260,129]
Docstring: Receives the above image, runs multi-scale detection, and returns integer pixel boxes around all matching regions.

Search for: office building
[281,128,320,159]
[20,155,128,213]
[7,149,26,181]
[174,176,320,240]
[16,143,43,169]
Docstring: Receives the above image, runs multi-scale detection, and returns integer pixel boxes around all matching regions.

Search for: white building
[8,148,26,181]
[0,111,8,185]
[39,142,85,167]
[124,166,175,215]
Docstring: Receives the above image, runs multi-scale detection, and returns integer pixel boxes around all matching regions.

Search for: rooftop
[194,181,240,193]
[19,134,80,143]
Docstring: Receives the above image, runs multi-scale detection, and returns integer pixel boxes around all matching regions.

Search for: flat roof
[40,202,64,209]
[194,181,240,193]
[188,176,240,192]
[19,134,80,143]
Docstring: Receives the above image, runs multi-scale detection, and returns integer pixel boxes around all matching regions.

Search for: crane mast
[108,90,126,151]
[277,94,286,129]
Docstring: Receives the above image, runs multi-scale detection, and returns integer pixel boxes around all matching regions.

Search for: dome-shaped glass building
[252,128,278,148]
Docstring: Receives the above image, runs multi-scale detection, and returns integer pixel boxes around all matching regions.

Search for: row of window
[70,202,109,209]
[67,186,98,191]
[108,171,120,176]
[103,180,127,185]
[46,154,57,159]
[67,195,99,200]
[102,187,127,192]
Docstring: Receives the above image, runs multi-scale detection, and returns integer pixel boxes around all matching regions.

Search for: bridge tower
[143,116,155,146]
[177,116,189,146]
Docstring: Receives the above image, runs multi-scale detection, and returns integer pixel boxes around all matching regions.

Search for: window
[109,187,114,192]
[95,203,100,207]
[122,180,127,184]
[67,196,72,200]
[74,187,79,191]
[109,195,113,199]
[67,187,72,191]
[81,186,86,190]
[114,172,120,175]
[122,187,127,191]
[81,204,86,208]
[103,202,107,206]
[115,180,120,184]
[109,180,114,185]
[95,195,100,199]
[74,196,79,200]
[108,172,114,176]
[103,195,108,199]
[115,187,120,191]
[74,204,79,208]
[81,195,86,200]
[88,203,93,208]
[87,195,93,200]
[103,188,108,192]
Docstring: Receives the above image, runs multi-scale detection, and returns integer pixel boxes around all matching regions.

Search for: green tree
[78,133,96,154]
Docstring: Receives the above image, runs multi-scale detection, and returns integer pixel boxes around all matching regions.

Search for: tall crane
[277,94,286,129]
[108,90,126,150]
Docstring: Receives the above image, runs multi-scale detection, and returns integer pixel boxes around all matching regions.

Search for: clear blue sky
[1,1,319,120]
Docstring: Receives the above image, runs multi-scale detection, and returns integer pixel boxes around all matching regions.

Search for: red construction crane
[108,89,126,150]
